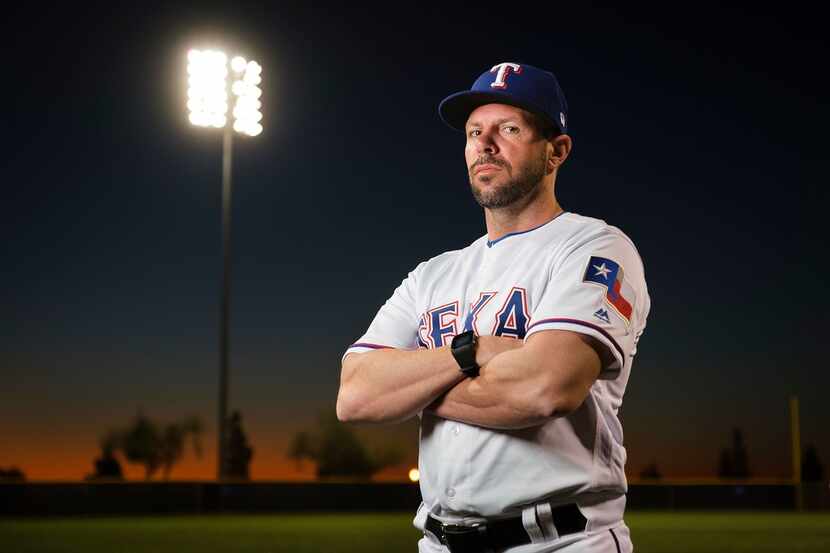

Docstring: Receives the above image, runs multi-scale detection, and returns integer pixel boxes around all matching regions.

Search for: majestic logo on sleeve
[490,63,522,89]
[593,308,611,324]
[583,256,634,324]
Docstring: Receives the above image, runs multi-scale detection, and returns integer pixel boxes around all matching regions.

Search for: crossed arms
[336,330,606,430]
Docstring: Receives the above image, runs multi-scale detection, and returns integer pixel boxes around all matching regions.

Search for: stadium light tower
[186,48,263,480]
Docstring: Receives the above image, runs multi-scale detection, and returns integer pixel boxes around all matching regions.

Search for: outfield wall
[1,482,828,516]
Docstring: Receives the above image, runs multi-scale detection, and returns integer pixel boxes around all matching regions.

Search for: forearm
[428,347,552,429]
[427,332,601,429]
[336,346,465,424]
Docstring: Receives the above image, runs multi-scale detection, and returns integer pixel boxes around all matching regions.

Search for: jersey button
[453,425,460,436]
[446,487,456,498]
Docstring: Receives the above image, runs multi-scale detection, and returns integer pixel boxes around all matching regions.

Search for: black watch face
[453,332,474,348]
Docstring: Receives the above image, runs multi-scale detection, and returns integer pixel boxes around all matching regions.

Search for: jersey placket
[444,242,491,511]
[453,238,524,510]
[443,420,470,508]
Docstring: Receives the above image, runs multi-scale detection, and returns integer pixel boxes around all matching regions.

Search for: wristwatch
[451,330,479,377]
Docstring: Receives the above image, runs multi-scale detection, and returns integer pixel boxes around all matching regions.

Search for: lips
[474,163,502,174]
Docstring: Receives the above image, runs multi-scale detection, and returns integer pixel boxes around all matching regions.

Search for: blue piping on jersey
[486,210,568,248]
[350,342,393,350]
[526,317,625,361]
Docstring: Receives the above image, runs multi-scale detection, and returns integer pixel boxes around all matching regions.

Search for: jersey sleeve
[342,263,423,361]
[525,230,650,379]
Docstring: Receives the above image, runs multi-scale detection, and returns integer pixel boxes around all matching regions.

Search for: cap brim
[438,90,555,132]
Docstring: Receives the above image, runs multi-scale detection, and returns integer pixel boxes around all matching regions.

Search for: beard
[468,151,547,209]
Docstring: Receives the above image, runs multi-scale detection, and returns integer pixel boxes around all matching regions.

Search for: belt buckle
[441,522,493,553]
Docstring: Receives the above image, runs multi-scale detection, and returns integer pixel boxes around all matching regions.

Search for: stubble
[469,150,547,209]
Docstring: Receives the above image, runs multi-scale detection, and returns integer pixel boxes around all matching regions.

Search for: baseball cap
[439,62,569,134]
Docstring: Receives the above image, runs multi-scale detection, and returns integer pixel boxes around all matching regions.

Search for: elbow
[337,385,398,424]
[337,382,409,425]
[336,356,361,422]
[514,380,589,421]
[336,356,383,423]
[336,385,361,423]
[512,392,582,422]
[540,391,586,418]
[335,392,353,422]
[337,387,392,424]
[525,356,599,420]
[335,352,414,425]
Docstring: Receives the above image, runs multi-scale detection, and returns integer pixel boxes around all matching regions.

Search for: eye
[467,129,481,137]
[502,125,519,134]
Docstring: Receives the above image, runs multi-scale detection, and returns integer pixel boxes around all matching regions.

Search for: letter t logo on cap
[490,62,522,89]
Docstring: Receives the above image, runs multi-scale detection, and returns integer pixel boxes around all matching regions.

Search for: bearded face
[468,148,548,209]
[464,104,552,211]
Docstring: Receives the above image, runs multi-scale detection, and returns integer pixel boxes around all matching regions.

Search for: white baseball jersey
[344,211,649,534]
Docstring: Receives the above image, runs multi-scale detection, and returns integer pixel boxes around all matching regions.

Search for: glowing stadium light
[231,81,246,96]
[247,123,263,137]
[186,48,230,129]
[244,72,262,86]
[184,47,264,481]
[187,49,263,138]
[224,57,264,137]
[409,468,420,483]
[231,56,247,73]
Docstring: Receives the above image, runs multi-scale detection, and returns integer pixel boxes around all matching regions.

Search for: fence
[1,481,828,516]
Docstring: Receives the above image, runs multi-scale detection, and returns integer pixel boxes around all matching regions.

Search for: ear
[547,134,573,172]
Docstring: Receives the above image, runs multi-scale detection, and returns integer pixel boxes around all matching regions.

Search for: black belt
[425,503,586,553]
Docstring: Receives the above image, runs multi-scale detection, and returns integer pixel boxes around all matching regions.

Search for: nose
[474,128,498,155]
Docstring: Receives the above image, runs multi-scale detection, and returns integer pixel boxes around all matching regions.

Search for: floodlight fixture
[187,48,264,137]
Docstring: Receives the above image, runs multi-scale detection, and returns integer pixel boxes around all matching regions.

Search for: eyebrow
[465,117,520,130]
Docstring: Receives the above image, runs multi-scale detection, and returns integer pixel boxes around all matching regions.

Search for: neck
[484,183,563,243]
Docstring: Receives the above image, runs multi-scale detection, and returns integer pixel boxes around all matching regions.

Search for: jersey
[343,211,650,532]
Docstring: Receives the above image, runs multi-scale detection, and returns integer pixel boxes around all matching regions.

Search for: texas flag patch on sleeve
[583,256,635,324]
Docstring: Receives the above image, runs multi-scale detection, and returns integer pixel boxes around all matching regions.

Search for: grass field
[1,511,829,552]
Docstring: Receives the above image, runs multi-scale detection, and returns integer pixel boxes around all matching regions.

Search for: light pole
[186,48,263,480]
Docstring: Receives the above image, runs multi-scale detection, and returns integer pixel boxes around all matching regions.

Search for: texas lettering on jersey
[417,288,530,348]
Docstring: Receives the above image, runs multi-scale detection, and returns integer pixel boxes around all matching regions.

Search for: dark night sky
[2,4,827,480]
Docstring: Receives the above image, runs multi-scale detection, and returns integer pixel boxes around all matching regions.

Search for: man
[337,62,650,553]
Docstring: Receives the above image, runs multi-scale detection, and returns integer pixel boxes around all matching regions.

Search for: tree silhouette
[639,460,662,480]
[289,412,404,480]
[718,427,750,478]
[371,442,405,473]
[226,410,253,479]
[802,444,825,482]
[109,411,203,480]
[85,431,124,481]
[0,467,25,481]
[317,416,375,478]
[159,416,202,480]
[121,411,162,479]
[287,431,315,471]
[717,448,733,478]
[731,429,749,477]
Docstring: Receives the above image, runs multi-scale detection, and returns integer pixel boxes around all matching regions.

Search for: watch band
[451,330,479,377]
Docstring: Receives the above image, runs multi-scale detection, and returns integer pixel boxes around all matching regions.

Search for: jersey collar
[486,210,568,248]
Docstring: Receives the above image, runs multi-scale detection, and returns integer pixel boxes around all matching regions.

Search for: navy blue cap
[439,62,569,134]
